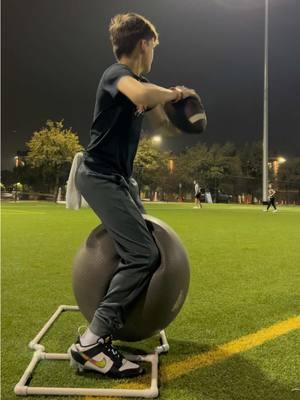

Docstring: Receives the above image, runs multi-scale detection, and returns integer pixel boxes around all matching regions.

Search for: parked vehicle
[214,190,232,203]
[1,192,13,199]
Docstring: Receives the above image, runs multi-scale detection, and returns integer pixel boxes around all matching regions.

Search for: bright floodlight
[152,135,162,144]
[277,157,286,164]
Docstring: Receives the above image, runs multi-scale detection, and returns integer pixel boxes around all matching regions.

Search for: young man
[193,180,202,208]
[69,13,199,378]
[264,183,278,212]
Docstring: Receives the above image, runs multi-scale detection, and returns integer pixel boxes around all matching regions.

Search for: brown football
[164,96,207,134]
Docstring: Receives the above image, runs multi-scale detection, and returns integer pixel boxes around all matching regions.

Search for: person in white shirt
[264,183,278,212]
[193,180,202,208]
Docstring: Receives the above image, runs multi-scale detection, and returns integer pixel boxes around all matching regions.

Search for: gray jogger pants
[75,161,160,337]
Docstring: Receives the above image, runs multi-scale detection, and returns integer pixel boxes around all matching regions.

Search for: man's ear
[140,39,148,53]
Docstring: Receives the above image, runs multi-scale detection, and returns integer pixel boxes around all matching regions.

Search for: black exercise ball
[164,95,207,134]
[72,215,190,342]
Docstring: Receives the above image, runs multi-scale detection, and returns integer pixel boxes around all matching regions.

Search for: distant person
[12,189,18,202]
[264,184,278,212]
[193,180,202,208]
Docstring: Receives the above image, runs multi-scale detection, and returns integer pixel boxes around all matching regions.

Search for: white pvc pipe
[17,386,158,397]
[29,305,79,351]
[150,353,159,393]
[15,306,161,398]
[15,352,159,398]
[44,353,70,360]
[14,351,42,394]
[155,330,170,354]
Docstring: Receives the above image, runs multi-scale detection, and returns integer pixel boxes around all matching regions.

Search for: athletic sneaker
[273,209,278,213]
[68,335,144,378]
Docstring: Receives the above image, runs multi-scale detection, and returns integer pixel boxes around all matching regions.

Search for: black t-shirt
[84,63,148,178]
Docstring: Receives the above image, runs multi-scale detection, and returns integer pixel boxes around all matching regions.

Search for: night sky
[2,0,300,170]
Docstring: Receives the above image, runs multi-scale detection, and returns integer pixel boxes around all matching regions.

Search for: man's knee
[126,238,160,271]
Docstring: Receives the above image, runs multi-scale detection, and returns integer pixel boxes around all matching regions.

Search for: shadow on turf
[161,338,298,400]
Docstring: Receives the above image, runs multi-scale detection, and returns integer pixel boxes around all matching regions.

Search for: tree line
[1,120,300,202]
[134,139,300,202]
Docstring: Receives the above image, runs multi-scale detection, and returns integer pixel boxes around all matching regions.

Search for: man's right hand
[173,86,200,101]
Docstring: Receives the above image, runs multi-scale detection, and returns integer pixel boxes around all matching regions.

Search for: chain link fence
[139,175,300,205]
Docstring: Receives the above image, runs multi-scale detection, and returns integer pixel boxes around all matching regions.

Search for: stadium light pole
[224,0,270,201]
[262,0,269,202]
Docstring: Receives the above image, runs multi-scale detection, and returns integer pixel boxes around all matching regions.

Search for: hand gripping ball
[164,95,207,134]
[72,215,190,342]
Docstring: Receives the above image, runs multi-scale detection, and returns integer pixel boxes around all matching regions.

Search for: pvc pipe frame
[14,305,169,398]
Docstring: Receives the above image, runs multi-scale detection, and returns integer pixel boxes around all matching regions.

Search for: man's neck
[118,56,144,76]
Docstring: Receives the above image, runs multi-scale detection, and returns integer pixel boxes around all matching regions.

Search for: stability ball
[72,215,190,342]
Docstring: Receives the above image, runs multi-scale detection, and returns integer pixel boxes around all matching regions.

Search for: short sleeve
[102,64,134,98]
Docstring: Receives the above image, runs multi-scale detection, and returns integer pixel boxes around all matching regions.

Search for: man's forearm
[142,83,178,108]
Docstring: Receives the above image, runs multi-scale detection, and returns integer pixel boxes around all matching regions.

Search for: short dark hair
[109,13,159,60]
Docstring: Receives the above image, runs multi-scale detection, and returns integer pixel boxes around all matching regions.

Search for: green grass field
[1,201,300,400]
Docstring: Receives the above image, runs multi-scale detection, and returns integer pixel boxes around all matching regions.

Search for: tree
[206,143,241,197]
[277,157,300,203]
[13,164,45,193]
[172,143,241,195]
[1,170,15,188]
[239,142,263,199]
[278,157,300,182]
[240,142,262,178]
[26,120,83,197]
[133,138,168,194]
[172,144,210,189]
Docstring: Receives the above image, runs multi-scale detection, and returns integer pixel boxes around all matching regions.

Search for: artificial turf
[1,201,300,400]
